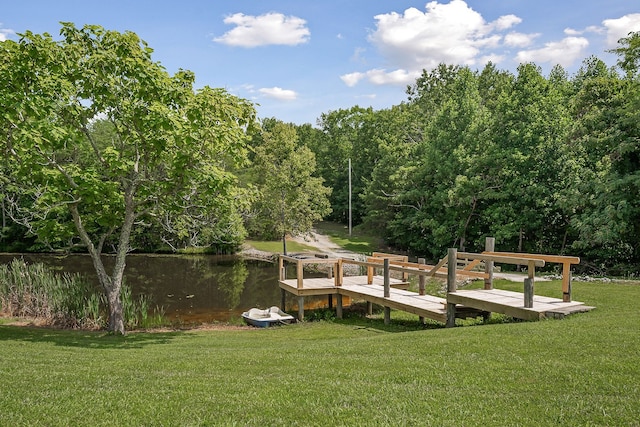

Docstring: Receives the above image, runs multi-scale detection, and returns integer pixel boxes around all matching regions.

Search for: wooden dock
[280,276,451,323]
[447,289,595,321]
[278,242,595,326]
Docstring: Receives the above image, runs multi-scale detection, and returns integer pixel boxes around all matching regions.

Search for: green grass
[245,222,384,255]
[245,239,318,254]
[314,221,384,254]
[1,279,638,426]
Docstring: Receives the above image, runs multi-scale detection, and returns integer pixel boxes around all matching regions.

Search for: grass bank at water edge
[0,279,638,426]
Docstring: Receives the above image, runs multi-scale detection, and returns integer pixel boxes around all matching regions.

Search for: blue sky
[2,1,640,125]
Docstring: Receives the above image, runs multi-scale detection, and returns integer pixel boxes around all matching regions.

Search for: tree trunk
[69,187,137,335]
[282,233,288,256]
[107,287,125,333]
[1,197,5,230]
[517,227,524,272]
[458,196,477,253]
[106,189,136,334]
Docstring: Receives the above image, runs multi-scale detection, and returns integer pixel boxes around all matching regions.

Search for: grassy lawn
[1,279,639,426]
[245,239,318,254]
[245,222,384,255]
[314,221,384,254]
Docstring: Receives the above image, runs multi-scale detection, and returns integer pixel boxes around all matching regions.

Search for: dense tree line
[1,24,639,282]
[306,32,640,275]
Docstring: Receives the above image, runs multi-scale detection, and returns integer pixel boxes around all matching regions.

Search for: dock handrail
[280,248,578,302]
[279,255,343,289]
[452,251,546,313]
[363,256,489,281]
[482,251,580,302]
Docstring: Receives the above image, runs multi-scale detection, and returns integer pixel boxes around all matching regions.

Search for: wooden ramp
[277,247,595,326]
[338,283,448,323]
[279,276,478,324]
[448,289,595,321]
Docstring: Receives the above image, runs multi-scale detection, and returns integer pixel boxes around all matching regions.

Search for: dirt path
[288,230,364,260]
[291,231,340,251]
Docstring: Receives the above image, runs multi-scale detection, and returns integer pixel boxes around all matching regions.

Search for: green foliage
[313,106,396,226]
[332,37,640,273]
[0,23,256,332]
[247,119,331,253]
[304,307,336,322]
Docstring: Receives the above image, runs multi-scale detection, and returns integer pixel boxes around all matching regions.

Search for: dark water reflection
[0,253,305,324]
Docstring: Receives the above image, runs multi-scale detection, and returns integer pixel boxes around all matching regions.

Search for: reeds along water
[0,258,154,329]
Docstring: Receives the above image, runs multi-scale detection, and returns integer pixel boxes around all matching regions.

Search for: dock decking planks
[279,275,594,323]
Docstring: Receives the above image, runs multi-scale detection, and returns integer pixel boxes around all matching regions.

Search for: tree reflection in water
[0,253,283,323]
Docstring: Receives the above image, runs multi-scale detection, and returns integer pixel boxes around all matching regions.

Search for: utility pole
[348,158,352,236]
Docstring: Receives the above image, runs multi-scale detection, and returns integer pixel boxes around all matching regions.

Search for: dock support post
[418,258,426,325]
[383,259,390,298]
[328,295,333,309]
[280,289,286,311]
[484,237,495,290]
[336,294,343,319]
[446,248,457,328]
[384,259,391,325]
[562,263,572,302]
[367,302,372,315]
[297,296,304,321]
[524,278,534,308]
[296,260,304,289]
[524,260,536,308]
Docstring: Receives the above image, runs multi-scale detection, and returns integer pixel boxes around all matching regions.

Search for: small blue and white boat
[242,306,295,327]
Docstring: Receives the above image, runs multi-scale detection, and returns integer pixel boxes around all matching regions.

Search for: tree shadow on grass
[308,303,447,333]
[340,240,374,253]
[0,324,185,349]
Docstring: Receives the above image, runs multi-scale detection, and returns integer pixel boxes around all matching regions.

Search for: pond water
[0,253,323,324]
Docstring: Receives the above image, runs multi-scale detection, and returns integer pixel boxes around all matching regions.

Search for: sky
[2,1,640,125]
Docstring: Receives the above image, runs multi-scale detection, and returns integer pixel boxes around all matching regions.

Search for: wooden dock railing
[279,243,583,325]
[278,255,343,289]
[448,249,547,326]
[482,252,580,302]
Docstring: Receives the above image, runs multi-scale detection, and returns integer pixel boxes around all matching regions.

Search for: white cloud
[516,36,589,67]
[0,25,15,41]
[351,47,367,64]
[479,53,506,65]
[214,12,310,47]
[259,87,298,101]
[367,68,419,85]
[368,0,524,69]
[344,0,525,87]
[491,15,522,31]
[504,32,539,47]
[602,13,640,48]
[565,25,605,36]
[340,68,418,87]
[340,72,365,87]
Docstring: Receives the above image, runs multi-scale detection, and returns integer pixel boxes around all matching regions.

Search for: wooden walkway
[448,289,595,321]
[278,244,595,327]
[280,276,451,323]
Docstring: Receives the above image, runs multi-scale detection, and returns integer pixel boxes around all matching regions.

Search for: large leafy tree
[486,63,574,253]
[314,106,385,225]
[0,24,255,333]
[375,65,495,256]
[248,119,331,255]
[568,33,640,271]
